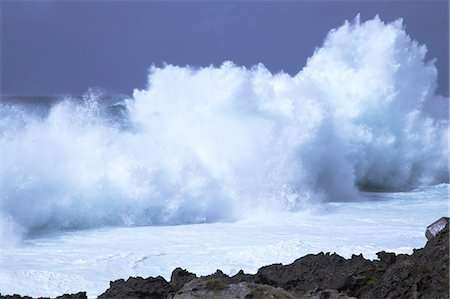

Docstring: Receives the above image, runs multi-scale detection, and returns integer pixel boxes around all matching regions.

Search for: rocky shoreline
[2,219,448,299]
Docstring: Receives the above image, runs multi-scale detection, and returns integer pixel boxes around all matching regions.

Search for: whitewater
[0,16,448,298]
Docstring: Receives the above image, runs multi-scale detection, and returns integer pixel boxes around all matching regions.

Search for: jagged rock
[170,280,293,299]
[55,293,87,299]
[376,251,396,266]
[170,268,196,292]
[305,289,358,299]
[204,269,229,281]
[362,221,449,299]
[98,276,171,299]
[230,269,254,283]
[255,252,376,297]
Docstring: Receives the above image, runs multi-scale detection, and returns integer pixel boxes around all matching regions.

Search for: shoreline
[1,218,448,299]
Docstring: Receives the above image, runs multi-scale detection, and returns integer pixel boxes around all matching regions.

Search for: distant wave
[1,16,448,240]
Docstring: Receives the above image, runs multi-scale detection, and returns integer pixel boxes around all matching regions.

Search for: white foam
[0,16,448,239]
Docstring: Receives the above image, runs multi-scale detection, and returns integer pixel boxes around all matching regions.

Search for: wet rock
[255,252,376,296]
[204,269,230,281]
[362,221,449,299]
[171,280,293,299]
[376,251,396,266]
[230,269,254,283]
[170,268,196,292]
[55,292,87,299]
[98,276,171,299]
[305,288,358,299]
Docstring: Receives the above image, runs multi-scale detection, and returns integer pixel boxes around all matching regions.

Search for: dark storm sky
[1,0,449,97]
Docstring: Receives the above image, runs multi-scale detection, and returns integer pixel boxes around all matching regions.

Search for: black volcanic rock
[170,281,294,299]
[98,276,171,299]
[230,269,254,283]
[254,252,378,297]
[305,289,357,299]
[56,293,87,299]
[169,268,196,292]
[361,223,449,299]
[0,293,86,299]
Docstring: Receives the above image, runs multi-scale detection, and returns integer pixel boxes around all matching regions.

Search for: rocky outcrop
[254,252,376,296]
[97,217,449,299]
[97,276,171,299]
[56,293,88,299]
[362,221,449,299]
[169,268,197,292]
[170,280,294,299]
[2,218,448,299]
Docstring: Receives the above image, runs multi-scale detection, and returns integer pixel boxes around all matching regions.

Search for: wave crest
[1,16,448,238]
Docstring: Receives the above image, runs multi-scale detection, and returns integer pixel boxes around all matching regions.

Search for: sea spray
[1,16,448,240]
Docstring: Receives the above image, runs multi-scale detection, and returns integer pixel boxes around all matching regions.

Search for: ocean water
[0,185,448,298]
[0,16,448,298]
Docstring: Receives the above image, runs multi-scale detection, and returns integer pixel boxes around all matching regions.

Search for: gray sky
[1,0,449,96]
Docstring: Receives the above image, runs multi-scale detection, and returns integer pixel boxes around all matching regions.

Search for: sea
[1,17,448,298]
